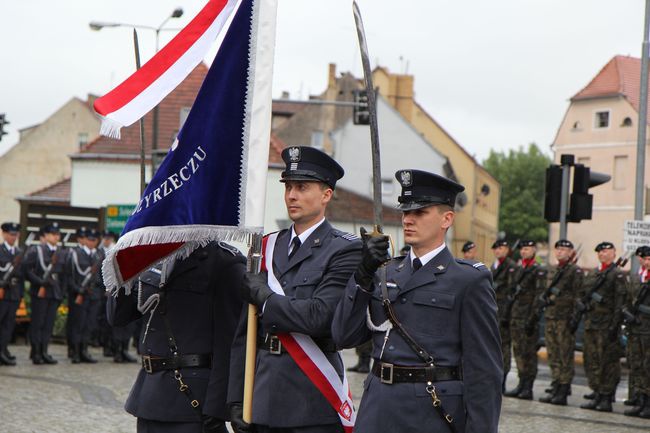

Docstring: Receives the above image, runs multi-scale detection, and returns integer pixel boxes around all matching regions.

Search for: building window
[77,132,88,150]
[595,111,610,129]
[621,117,633,127]
[613,155,627,190]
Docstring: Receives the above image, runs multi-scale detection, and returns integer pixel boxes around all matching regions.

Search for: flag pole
[132,29,146,196]
[243,232,263,422]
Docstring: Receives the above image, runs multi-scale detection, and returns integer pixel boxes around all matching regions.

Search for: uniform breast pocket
[172,276,210,294]
[293,270,323,299]
[411,290,456,336]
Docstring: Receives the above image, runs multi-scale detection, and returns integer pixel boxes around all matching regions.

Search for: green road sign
[105,204,136,234]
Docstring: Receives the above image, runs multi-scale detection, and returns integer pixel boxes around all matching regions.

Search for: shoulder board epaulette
[217,241,242,256]
[332,230,359,241]
[456,258,487,270]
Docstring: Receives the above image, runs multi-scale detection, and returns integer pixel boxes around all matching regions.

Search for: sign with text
[105,204,136,234]
[623,220,650,253]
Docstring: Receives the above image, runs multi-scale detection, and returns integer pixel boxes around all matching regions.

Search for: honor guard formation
[2,148,650,433]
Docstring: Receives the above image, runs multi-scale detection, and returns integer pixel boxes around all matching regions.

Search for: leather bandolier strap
[379,279,458,433]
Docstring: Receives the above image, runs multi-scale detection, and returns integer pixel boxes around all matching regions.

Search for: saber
[353,1,383,233]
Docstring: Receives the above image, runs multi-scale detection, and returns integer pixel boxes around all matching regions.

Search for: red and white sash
[262,233,355,432]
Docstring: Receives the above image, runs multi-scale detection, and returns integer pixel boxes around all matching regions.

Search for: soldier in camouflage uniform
[537,239,583,405]
[622,246,650,418]
[504,239,546,400]
[491,239,518,391]
[576,241,627,412]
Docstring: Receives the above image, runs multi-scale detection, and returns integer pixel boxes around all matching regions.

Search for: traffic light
[568,164,611,222]
[0,113,8,142]
[544,164,563,222]
[352,90,370,125]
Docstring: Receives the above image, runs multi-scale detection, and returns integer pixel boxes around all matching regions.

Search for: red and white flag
[93,0,240,138]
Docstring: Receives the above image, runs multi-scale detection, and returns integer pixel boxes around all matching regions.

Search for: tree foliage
[483,143,551,242]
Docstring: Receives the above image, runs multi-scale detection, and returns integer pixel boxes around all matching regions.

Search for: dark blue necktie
[413,258,422,272]
[288,237,301,260]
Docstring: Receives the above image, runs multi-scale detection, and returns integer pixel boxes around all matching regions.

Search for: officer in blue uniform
[108,241,245,433]
[0,222,24,366]
[66,227,101,363]
[332,169,503,433]
[24,222,66,365]
[229,146,362,433]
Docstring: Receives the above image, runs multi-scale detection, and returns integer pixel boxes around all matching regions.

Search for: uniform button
[401,298,407,304]
[388,345,395,351]
[282,281,287,287]
[303,278,307,282]
[431,298,437,303]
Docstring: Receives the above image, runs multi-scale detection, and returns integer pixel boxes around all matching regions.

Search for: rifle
[42,247,63,282]
[0,248,27,288]
[622,281,650,326]
[79,258,102,295]
[533,245,582,318]
[568,252,631,333]
[501,257,536,327]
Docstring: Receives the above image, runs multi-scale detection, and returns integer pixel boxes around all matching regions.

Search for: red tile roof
[326,189,402,225]
[572,55,649,116]
[74,64,292,164]
[269,133,286,165]
[76,64,210,158]
[271,100,305,116]
[21,178,71,203]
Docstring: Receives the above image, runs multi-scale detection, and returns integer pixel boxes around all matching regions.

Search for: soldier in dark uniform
[66,227,101,363]
[622,246,650,418]
[461,240,477,260]
[332,169,502,433]
[0,222,24,366]
[229,146,362,433]
[490,239,518,391]
[108,242,244,433]
[623,246,649,409]
[24,222,66,365]
[503,240,546,400]
[577,241,627,412]
[537,239,583,405]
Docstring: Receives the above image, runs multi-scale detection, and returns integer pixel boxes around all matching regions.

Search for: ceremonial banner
[101,0,278,290]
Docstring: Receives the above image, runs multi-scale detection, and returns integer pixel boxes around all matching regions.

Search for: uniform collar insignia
[437,265,445,270]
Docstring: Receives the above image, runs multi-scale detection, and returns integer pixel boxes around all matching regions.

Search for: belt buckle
[380,362,394,384]
[269,335,282,355]
[142,355,153,373]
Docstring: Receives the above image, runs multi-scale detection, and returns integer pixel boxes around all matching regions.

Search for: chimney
[328,63,337,88]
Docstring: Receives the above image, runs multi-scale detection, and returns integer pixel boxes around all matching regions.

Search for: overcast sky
[0,0,647,161]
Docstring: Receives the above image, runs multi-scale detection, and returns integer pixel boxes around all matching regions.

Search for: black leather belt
[258,334,338,355]
[141,354,212,373]
[371,362,462,384]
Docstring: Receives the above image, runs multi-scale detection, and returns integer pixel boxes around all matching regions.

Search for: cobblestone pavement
[1,344,650,432]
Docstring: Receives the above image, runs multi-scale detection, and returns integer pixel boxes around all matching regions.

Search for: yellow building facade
[372,67,501,262]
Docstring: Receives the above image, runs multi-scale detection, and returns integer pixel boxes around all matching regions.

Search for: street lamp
[89,7,184,151]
